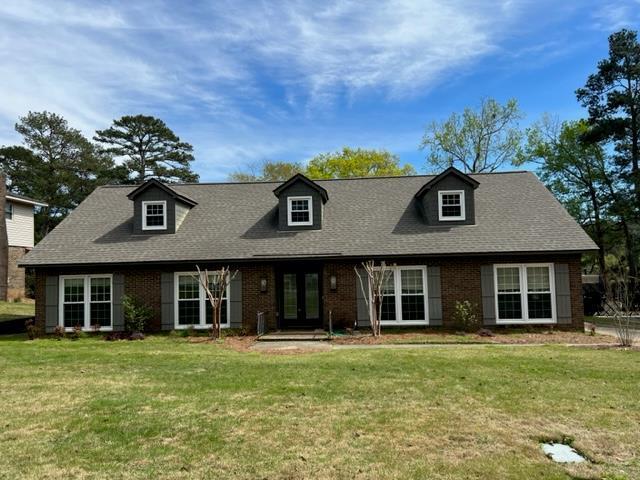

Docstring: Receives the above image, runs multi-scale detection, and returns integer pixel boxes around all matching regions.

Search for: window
[175,272,230,329]
[59,275,112,330]
[142,201,167,230]
[494,264,556,324]
[287,196,313,226]
[370,266,429,325]
[438,190,465,221]
[4,202,12,220]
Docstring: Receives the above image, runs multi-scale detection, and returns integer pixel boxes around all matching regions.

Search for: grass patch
[0,336,638,479]
[0,300,34,323]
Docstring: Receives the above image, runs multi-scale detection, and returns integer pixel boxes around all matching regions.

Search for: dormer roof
[273,173,329,203]
[414,167,480,199]
[127,178,198,206]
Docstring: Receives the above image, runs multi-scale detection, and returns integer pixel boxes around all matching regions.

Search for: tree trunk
[588,187,608,291]
[0,177,8,301]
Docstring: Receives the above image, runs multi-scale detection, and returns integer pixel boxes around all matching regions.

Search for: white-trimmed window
[175,272,230,329]
[494,264,556,324]
[371,266,429,325]
[59,275,113,330]
[287,196,313,226]
[142,200,167,230]
[438,190,465,221]
[4,202,12,220]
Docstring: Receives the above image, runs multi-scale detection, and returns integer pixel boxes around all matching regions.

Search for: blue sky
[1,0,639,181]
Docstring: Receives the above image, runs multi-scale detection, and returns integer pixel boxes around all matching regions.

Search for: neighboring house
[19,168,597,333]
[6,192,47,300]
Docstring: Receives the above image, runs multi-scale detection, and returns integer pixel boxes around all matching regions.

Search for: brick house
[6,192,46,300]
[20,168,596,333]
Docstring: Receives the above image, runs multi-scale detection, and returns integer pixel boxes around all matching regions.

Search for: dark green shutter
[355,268,370,327]
[554,264,572,325]
[427,266,442,326]
[160,272,174,330]
[229,271,243,328]
[112,274,125,331]
[480,265,496,326]
[45,276,59,333]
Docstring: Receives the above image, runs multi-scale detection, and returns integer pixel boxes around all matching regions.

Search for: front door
[279,269,322,329]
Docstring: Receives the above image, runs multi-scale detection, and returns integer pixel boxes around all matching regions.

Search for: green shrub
[122,295,153,333]
[452,300,480,332]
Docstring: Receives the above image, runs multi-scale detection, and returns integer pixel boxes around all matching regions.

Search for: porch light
[260,277,268,293]
[330,275,337,291]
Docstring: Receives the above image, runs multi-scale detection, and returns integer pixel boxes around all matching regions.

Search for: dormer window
[438,190,465,221]
[142,201,167,230]
[287,196,313,226]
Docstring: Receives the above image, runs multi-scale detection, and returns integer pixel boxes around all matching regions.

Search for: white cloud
[592,1,640,31]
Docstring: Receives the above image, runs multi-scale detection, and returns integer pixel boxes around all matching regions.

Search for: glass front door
[279,270,322,329]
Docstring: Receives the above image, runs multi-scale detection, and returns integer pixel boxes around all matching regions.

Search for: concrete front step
[258,330,329,341]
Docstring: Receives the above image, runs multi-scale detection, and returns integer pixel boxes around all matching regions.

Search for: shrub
[122,295,153,333]
[452,300,480,332]
[53,325,65,339]
[69,324,83,340]
[25,318,38,340]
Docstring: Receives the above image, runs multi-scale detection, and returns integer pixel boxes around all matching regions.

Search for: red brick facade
[33,253,585,333]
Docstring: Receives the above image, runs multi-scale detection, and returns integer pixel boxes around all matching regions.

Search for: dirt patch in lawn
[331,329,617,346]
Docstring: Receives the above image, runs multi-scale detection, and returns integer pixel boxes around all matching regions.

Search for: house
[6,192,47,300]
[19,168,597,333]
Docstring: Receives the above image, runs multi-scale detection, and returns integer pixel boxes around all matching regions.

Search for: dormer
[415,167,479,226]
[127,179,197,235]
[273,174,328,231]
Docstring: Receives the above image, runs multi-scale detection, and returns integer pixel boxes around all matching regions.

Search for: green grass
[0,336,638,479]
[0,300,34,323]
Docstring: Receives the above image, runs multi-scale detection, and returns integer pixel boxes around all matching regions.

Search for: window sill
[63,327,113,332]
[495,319,556,325]
[380,320,428,326]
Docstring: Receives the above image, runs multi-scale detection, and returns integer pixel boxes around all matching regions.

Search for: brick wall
[32,253,585,334]
[8,246,29,300]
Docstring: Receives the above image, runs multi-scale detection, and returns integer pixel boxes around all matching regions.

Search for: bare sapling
[355,260,391,337]
[194,265,238,340]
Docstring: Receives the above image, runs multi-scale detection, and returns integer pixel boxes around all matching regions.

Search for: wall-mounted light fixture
[330,275,337,291]
[260,277,268,293]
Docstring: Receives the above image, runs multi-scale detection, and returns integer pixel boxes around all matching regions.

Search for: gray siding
[132,186,177,235]
[45,276,59,333]
[160,272,174,330]
[112,273,125,331]
[427,266,442,326]
[420,175,476,226]
[229,271,242,328]
[554,264,572,324]
[277,181,323,231]
[480,265,496,325]
[355,268,370,327]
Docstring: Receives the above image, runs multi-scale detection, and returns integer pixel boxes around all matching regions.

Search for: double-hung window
[287,196,312,226]
[438,190,465,221]
[142,201,167,230]
[59,275,113,330]
[175,272,230,328]
[372,266,429,325]
[494,264,556,324]
[4,202,12,220]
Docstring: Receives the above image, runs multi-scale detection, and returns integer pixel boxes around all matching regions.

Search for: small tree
[122,295,153,334]
[354,260,392,337]
[193,265,237,340]
[601,269,639,347]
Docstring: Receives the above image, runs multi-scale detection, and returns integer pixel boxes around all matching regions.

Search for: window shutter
[45,276,59,333]
[554,264,572,325]
[112,274,125,331]
[427,266,442,326]
[480,265,496,325]
[355,268,370,328]
[160,272,174,331]
[229,271,243,328]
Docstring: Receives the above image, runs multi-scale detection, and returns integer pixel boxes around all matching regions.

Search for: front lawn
[0,336,638,479]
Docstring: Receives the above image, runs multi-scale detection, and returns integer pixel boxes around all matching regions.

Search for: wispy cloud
[592,0,640,31]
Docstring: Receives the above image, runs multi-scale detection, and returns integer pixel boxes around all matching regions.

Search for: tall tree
[518,117,613,284]
[229,160,304,182]
[94,115,198,183]
[0,111,114,240]
[576,29,640,213]
[420,98,524,173]
[306,147,415,179]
